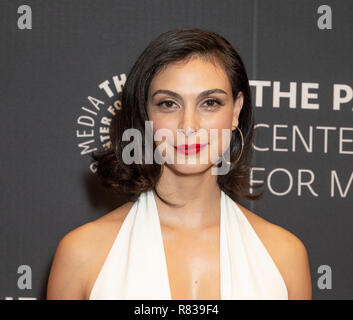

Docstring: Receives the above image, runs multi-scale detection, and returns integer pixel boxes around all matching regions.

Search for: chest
[161,225,221,300]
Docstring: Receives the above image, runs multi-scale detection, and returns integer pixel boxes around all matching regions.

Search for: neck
[153,165,222,231]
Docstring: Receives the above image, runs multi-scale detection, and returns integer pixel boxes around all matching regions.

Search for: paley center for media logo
[75,74,125,171]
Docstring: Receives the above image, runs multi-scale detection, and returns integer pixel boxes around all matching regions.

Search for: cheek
[202,106,233,128]
[148,112,178,145]
[150,115,176,131]
[202,112,233,156]
[203,116,231,131]
[202,111,233,140]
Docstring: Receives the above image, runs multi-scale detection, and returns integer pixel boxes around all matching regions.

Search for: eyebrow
[151,88,228,100]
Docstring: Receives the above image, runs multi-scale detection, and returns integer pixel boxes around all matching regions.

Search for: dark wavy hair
[90,28,264,206]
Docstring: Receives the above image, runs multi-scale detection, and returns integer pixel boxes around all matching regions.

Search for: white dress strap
[220,190,288,299]
[89,190,171,299]
[89,189,288,300]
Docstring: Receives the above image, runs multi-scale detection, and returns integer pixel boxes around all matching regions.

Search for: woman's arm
[285,236,312,300]
[46,226,92,300]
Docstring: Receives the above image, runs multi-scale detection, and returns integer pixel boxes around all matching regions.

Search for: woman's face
[146,55,243,175]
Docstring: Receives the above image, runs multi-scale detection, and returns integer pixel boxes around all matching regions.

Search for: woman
[47,28,312,300]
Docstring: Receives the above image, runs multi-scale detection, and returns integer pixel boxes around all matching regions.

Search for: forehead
[149,55,231,94]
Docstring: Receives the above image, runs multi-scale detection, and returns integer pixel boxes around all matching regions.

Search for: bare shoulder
[236,203,306,252]
[46,201,134,300]
[236,203,312,300]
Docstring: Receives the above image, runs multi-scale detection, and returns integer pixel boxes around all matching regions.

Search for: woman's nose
[179,105,200,134]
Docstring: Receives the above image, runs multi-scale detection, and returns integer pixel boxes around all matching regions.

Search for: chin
[165,162,213,175]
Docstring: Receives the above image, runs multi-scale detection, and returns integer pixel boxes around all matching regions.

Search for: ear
[232,91,244,130]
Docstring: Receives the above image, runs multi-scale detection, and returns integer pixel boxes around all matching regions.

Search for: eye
[201,98,222,109]
[156,100,178,110]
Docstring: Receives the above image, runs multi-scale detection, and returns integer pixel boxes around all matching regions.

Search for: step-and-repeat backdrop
[0,0,352,299]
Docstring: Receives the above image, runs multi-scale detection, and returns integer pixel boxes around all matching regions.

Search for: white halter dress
[89,189,288,300]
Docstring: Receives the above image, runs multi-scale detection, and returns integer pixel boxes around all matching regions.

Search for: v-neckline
[89,188,289,299]
[148,189,224,300]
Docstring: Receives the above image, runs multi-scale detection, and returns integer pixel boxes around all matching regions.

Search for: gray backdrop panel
[0,0,351,299]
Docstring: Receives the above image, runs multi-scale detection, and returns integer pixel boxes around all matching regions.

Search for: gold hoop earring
[224,126,244,165]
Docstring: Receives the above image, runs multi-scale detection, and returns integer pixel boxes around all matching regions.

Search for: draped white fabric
[89,190,288,300]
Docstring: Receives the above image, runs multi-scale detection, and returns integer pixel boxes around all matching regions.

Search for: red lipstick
[174,143,207,155]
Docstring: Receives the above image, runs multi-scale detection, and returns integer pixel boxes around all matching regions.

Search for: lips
[174,144,207,155]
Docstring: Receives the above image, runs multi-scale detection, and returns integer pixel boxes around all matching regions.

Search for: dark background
[0,0,352,299]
